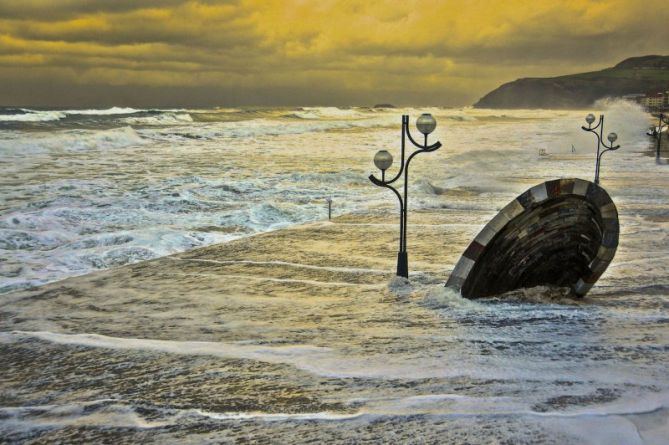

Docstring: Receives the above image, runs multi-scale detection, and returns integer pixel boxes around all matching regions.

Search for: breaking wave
[285,107,368,120]
[0,126,145,154]
[0,109,66,122]
[0,107,190,125]
[121,113,193,125]
[62,107,148,115]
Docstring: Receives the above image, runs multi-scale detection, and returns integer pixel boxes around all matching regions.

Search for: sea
[1,102,668,443]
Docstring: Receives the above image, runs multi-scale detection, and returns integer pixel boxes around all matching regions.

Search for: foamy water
[0,106,399,293]
[0,102,656,293]
[1,101,668,443]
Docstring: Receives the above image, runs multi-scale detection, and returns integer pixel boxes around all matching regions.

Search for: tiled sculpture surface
[446,178,619,298]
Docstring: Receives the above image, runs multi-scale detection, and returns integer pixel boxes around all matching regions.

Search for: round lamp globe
[374,150,393,171]
[416,113,437,135]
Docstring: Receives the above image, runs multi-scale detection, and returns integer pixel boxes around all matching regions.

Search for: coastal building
[645,92,665,109]
[622,93,644,100]
[640,88,669,111]
[622,93,645,103]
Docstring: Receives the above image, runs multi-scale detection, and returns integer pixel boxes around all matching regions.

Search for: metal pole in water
[581,113,620,185]
[368,114,441,279]
[327,198,332,220]
[658,113,667,159]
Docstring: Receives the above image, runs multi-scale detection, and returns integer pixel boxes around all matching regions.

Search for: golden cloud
[0,0,667,106]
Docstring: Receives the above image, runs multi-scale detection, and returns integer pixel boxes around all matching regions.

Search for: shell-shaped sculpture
[446,178,618,298]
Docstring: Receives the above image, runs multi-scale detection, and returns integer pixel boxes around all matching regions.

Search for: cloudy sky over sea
[1,0,668,107]
[2,1,669,443]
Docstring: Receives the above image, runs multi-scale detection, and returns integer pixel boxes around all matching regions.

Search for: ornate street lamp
[369,114,442,278]
[581,113,621,185]
[656,113,669,158]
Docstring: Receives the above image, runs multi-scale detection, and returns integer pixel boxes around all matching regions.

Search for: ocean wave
[444,114,477,122]
[0,107,194,124]
[62,107,146,115]
[0,126,145,154]
[485,286,584,305]
[286,107,368,120]
[67,234,134,250]
[0,107,28,115]
[213,203,303,231]
[283,112,320,120]
[120,113,193,125]
[0,109,66,122]
[140,116,395,141]
[0,229,67,251]
[420,285,483,309]
[83,246,158,269]
[0,169,353,292]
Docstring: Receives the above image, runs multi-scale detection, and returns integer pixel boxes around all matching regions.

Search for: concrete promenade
[1,209,474,341]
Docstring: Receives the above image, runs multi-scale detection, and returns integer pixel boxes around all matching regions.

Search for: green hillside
[474,55,669,109]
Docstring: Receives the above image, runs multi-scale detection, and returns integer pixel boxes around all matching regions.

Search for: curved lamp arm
[599,143,621,159]
[369,174,404,203]
[582,127,602,148]
[405,142,442,166]
[405,124,442,150]
[369,141,442,189]
[581,114,604,133]
[377,117,409,185]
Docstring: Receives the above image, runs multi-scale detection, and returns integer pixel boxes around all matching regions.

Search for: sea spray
[421,285,483,309]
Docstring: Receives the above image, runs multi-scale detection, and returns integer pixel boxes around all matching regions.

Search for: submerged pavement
[0,209,464,341]
[2,206,669,444]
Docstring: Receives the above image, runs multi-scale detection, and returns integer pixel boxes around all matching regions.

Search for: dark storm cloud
[0,0,238,20]
[0,0,667,107]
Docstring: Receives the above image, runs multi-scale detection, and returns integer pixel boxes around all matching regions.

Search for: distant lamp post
[581,113,621,185]
[656,113,669,158]
[369,114,442,278]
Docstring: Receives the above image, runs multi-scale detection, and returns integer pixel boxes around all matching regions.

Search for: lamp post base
[396,251,408,278]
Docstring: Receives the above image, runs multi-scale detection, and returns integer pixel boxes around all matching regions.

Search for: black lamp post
[369,114,442,278]
[581,113,621,185]
[656,113,669,158]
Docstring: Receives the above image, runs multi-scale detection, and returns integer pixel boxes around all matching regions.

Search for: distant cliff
[474,55,669,109]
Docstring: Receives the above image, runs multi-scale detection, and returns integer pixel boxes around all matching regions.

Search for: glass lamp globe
[585,113,596,126]
[374,150,393,171]
[607,132,618,143]
[416,113,437,135]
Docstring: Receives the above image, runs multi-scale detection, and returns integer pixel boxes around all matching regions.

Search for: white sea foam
[140,116,394,141]
[1,105,667,444]
[0,110,66,122]
[0,167,367,290]
[0,126,145,155]
[289,107,367,120]
[121,113,193,125]
[421,285,482,309]
[192,409,364,422]
[0,105,658,296]
[0,107,155,122]
[0,401,169,430]
[2,399,666,444]
[5,330,333,364]
[62,107,145,115]
[192,402,669,435]
[5,330,661,387]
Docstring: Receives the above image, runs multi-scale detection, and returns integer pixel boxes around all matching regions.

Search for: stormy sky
[1,0,667,108]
